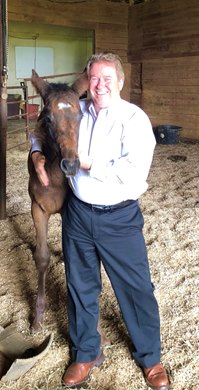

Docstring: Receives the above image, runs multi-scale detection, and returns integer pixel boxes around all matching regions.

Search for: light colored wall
[8,21,93,94]
[8,0,130,101]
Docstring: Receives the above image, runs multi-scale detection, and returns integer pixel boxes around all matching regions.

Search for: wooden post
[0,0,8,219]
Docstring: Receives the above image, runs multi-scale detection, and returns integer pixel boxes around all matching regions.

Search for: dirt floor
[0,121,198,389]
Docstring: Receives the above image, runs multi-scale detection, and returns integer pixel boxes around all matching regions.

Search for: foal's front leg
[31,201,50,331]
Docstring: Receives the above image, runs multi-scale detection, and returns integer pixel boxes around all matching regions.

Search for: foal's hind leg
[31,201,50,331]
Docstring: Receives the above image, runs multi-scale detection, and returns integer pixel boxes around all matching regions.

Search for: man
[31,53,170,390]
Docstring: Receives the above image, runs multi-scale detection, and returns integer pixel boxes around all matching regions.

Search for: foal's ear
[31,69,49,100]
[71,69,88,97]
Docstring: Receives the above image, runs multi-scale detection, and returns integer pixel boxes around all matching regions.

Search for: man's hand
[31,151,50,187]
[79,151,92,171]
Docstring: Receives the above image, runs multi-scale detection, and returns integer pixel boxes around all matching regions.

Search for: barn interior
[0,1,198,389]
[1,0,199,216]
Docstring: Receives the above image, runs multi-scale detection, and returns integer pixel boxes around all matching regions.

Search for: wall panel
[141,57,199,139]
[129,0,199,139]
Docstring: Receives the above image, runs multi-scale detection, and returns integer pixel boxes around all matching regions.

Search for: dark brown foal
[28,71,109,347]
[28,70,87,331]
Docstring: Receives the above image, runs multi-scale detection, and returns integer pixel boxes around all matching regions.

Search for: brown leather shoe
[62,353,105,388]
[143,363,170,390]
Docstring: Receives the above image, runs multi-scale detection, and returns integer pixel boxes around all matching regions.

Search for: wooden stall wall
[7,0,131,101]
[129,0,199,140]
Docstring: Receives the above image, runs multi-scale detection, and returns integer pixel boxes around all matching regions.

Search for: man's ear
[119,77,124,91]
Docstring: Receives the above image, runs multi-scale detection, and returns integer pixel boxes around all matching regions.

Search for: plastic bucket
[153,125,182,144]
[22,104,40,121]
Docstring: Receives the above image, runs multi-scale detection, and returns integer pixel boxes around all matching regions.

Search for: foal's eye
[49,126,57,142]
[43,115,51,125]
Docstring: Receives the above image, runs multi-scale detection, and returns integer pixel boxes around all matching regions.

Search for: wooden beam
[0,0,8,219]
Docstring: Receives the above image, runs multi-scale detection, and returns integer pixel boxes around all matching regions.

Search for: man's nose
[97,77,105,87]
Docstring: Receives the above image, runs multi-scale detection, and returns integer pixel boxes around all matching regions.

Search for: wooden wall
[8,0,199,139]
[7,0,131,101]
[129,0,199,140]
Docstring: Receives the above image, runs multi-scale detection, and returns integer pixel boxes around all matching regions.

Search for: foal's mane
[42,82,72,103]
[48,82,71,92]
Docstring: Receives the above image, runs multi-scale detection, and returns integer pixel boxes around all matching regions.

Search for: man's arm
[87,110,156,185]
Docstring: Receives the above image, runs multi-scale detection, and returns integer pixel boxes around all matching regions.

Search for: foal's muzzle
[60,157,80,177]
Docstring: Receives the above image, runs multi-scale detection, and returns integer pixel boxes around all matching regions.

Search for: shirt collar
[81,98,122,118]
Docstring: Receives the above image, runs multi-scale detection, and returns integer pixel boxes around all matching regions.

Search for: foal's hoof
[30,320,43,334]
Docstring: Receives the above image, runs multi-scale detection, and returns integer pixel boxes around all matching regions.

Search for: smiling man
[89,59,124,113]
[31,53,170,390]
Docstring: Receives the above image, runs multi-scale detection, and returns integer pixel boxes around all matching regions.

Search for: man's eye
[91,77,98,82]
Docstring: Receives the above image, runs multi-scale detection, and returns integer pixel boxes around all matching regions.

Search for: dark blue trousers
[62,194,161,368]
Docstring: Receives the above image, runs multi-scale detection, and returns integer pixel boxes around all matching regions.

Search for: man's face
[88,61,124,113]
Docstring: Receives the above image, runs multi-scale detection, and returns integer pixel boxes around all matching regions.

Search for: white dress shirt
[70,98,156,205]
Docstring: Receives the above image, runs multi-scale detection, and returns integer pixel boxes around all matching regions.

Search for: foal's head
[31,70,88,177]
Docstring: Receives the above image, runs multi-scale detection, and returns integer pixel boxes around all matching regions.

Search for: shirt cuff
[29,133,42,154]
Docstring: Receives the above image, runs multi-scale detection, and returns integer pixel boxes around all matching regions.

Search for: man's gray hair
[86,52,125,81]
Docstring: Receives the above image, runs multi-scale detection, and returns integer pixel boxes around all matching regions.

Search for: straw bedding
[0,126,198,389]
